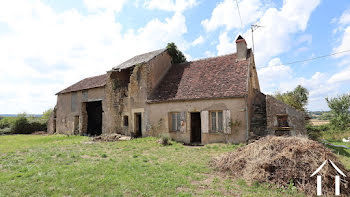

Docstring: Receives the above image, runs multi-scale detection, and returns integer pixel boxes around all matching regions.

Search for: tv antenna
[251,24,263,53]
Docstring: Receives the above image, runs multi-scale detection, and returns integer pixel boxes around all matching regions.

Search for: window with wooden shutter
[201,111,209,133]
[209,110,224,132]
[170,112,182,132]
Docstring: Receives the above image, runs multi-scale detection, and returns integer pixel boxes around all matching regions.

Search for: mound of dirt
[210,136,350,196]
[92,134,132,142]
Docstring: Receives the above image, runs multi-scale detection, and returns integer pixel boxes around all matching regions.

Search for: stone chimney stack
[236,35,247,61]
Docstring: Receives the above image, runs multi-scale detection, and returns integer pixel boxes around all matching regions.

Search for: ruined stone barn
[48,35,306,144]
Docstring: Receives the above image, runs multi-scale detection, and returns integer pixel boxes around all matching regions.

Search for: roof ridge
[83,73,107,80]
[190,52,236,63]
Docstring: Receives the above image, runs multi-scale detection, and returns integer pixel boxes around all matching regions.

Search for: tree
[325,94,350,130]
[166,42,186,64]
[274,85,309,111]
[41,108,53,123]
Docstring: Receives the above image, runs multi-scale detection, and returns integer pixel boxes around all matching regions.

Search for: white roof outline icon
[310,159,346,177]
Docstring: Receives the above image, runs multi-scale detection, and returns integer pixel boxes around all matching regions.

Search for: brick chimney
[236,35,247,61]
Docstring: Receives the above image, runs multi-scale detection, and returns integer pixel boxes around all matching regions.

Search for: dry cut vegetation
[210,136,350,196]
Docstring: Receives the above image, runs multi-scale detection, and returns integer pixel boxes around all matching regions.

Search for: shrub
[10,115,47,134]
[325,94,350,130]
[11,116,30,134]
[158,134,171,146]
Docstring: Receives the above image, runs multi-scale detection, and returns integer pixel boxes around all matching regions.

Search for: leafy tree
[318,112,333,120]
[41,108,53,123]
[274,85,309,111]
[166,42,186,64]
[325,94,350,130]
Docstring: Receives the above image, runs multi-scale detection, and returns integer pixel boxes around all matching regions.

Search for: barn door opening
[86,101,102,136]
[190,112,201,143]
[134,113,142,137]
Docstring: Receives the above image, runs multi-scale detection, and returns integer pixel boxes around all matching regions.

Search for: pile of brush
[210,136,350,196]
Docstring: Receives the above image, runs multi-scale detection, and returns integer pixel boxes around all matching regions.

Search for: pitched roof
[148,53,250,102]
[57,74,107,94]
[113,49,166,71]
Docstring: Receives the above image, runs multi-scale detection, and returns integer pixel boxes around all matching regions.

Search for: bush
[11,116,30,134]
[158,135,171,146]
[10,116,47,134]
[306,124,330,141]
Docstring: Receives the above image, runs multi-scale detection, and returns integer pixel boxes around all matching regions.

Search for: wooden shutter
[180,112,187,133]
[201,111,209,133]
[223,110,231,134]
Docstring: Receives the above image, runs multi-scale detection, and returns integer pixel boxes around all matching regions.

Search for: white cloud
[83,0,129,12]
[144,0,198,12]
[328,66,350,83]
[257,58,293,92]
[330,9,350,84]
[0,0,189,113]
[204,50,215,57]
[212,0,320,65]
[216,32,236,55]
[257,58,339,110]
[201,0,266,32]
[191,35,204,46]
[339,9,350,25]
[243,0,320,66]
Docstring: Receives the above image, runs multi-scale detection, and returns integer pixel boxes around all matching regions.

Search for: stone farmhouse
[48,35,306,144]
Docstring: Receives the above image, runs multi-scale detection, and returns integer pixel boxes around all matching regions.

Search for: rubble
[92,134,132,142]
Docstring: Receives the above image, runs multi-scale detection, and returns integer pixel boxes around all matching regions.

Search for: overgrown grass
[307,124,350,171]
[0,135,303,196]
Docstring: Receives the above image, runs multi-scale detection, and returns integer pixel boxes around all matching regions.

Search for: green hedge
[0,116,47,134]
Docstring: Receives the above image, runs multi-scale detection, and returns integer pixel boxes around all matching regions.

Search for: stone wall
[250,90,267,138]
[266,95,306,136]
[103,51,172,136]
[47,106,57,134]
[54,87,105,134]
[147,98,248,144]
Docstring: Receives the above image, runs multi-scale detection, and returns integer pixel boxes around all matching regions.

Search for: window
[82,90,88,101]
[123,116,129,126]
[210,111,223,132]
[277,114,289,127]
[71,92,77,112]
[171,112,181,131]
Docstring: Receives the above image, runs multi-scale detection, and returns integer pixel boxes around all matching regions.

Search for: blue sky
[0,0,350,114]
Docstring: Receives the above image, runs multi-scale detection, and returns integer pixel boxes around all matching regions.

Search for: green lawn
[0,135,303,197]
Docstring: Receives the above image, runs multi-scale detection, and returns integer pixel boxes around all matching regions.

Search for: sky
[0,0,350,114]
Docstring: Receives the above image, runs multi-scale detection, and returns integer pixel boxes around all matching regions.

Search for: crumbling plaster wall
[55,87,105,134]
[266,95,306,136]
[147,98,248,144]
[104,51,172,136]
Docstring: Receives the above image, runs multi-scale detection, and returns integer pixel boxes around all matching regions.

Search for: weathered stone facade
[49,35,306,144]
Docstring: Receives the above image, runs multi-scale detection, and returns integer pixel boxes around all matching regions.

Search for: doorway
[134,113,142,137]
[190,112,201,143]
[86,101,102,136]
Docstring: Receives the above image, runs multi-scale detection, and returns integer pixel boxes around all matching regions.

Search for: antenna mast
[251,24,263,53]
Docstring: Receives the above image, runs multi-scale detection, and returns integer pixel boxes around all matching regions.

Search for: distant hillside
[0,114,42,117]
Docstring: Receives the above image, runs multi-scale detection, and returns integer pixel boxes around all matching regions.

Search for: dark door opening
[86,101,102,136]
[134,113,142,137]
[190,112,201,143]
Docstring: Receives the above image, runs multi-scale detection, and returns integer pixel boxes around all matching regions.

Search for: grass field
[0,135,303,196]
[309,119,330,126]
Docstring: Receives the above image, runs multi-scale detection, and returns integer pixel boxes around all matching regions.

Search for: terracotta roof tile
[149,53,249,102]
[57,74,107,94]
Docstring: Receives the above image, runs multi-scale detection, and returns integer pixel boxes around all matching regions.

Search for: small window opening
[123,116,129,127]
